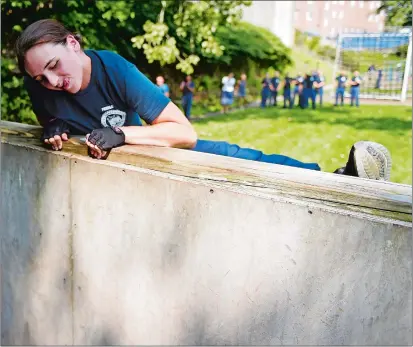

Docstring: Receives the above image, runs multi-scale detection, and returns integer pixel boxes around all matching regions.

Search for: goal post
[332,30,412,102]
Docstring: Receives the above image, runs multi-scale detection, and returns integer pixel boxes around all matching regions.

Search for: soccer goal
[332,30,412,102]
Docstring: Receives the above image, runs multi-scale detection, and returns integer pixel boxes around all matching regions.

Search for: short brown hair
[15,19,82,75]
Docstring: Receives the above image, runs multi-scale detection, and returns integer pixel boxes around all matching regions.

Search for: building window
[330,27,336,36]
[339,11,344,19]
[344,28,348,33]
[306,11,312,21]
[368,14,374,22]
[359,1,364,8]
[325,1,330,10]
[332,11,337,18]
[379,23,384,31]
[307,0,313,4]
[351,0,356,6]
[332,0,337,4]
[324,18,329,27]
[339,0,345,4]
[376,1,381,7]
[369,1,375,9]
[375,14,379,22]
[350,28,354,32]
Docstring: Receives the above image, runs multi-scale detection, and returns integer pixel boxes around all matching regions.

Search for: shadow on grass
[192,105,412,133]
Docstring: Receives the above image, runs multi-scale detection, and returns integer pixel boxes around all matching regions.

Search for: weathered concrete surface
[1,121,412,345]
[1,144,73,345]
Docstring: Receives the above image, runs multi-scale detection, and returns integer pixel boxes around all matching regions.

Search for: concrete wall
[1,123,412,345]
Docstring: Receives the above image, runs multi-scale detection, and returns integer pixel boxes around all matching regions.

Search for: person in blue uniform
[292,72,304,107]
[15,18,393,181]
[180,75,195,119]
[334,71,348,106]
[301,72,316,109]
[314,70,325,107]
[156,75,169,97]
[270,71,281,106]
[375,69,383,89]
[349,71,362,107]
[282,73,293,109]
[236,73,247,108]
[260,72,273,108]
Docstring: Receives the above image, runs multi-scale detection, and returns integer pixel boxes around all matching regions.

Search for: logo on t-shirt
[100,105,126,128]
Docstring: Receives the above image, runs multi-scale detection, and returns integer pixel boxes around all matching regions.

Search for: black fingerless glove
[41,118,71,142]
[88,127,126,151]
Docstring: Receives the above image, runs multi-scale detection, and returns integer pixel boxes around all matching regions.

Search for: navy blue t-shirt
[336,75,348,88]
[351,76,362,88]
[315,75,325,89]
[25,50,170,135]
[284,77,292,91]
[270,77,280,90]
[303,75,316,89]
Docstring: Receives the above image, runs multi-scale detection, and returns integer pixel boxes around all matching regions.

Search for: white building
[242,1,296,47]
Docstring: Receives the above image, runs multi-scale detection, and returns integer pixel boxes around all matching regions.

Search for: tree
[131,0,251,75]
[377,0,412,27]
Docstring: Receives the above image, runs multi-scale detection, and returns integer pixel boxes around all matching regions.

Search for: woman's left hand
[85,134,108,159]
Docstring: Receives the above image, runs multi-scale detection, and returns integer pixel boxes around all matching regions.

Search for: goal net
[333,30,412,101]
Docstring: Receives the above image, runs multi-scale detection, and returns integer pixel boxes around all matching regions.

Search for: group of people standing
[154,69,363,120]
[155,73,248,119]
[260,70,325,110]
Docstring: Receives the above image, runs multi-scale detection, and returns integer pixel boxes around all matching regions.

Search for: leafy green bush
[213,22,292,72]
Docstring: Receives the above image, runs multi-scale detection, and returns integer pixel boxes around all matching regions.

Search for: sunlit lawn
[192,103,412,185]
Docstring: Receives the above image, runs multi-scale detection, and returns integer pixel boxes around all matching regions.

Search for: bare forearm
[119,123,198,149]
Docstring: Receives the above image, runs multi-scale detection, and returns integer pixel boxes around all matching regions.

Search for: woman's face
[24,35,85,93]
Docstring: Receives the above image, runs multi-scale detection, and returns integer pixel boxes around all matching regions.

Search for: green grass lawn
[192,104,412,185]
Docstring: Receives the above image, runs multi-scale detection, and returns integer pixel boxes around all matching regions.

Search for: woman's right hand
[41,118,70,151]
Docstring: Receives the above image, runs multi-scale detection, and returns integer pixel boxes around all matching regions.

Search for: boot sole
[354,141,392,181]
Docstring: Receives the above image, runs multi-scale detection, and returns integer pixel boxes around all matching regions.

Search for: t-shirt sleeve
[24,77,54,127]
[164,84,170,93]
[123,64,170,124]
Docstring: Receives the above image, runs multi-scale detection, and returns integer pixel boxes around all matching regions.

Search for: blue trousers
[292,87,300,106]
[261,89,271,108]
[302,88,316,109]
[271,91,278,106]
[335,88,345,105]
[182,94,193,119]
[350,87,360,106]
[283,90,292,108]
[192,139,321,171]
[315,88,323,106]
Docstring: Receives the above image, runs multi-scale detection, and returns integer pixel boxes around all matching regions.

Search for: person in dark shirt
[334,71,348,106]
[350,71,362,107]
[180,75,195,119]
[292,73,304,107]
[314,70,325,107]
[260,72,273,108]
[375,69,383,89]
[301,72,316,110]
[236,73,247,108]
[270,71,281,107]
[282,73,293,109]
[16,19,393,181]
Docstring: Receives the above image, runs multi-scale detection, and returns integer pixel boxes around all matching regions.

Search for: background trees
[1,0,291,123]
